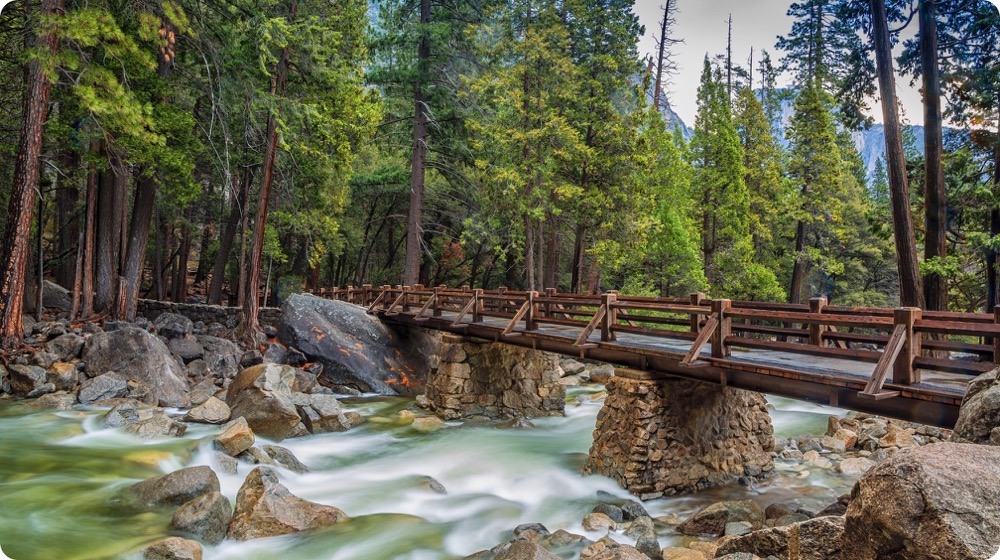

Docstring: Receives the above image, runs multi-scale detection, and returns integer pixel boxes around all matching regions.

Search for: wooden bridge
[313,285,1000,428]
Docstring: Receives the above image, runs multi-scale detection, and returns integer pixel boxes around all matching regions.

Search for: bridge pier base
[584,370,774,500]
[424,334,566,420]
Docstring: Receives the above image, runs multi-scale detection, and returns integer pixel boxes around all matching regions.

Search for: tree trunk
[193,181,215,286]
[524,216,535,291]
[79,164,97,319]
[54,151,80,289]
[171,206,193,303]
[238,1,296,344]
[545,214,558,289]
[790,218,807,304]
[919,0,947,311]
[571,223,586,293]
[94,150,127,313]
[653,0,672,110]
[869,0,924,308]
[988,93,1000,310]
[121,175,156,320]
[208,167,252,304]
[403,0,430,287]
[0,0,61,349]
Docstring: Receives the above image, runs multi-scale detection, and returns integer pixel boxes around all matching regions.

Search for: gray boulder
[717,516,844,560]
[171,491,232,545]
[82,328,190,407]
[197,335,241,379]
[132,466,221,508]
[841,443,1000,560]
[23,280,72,312]
[125,413,188,440]
[226,363,301,441]
[226,466,347,541]
[276,294,433,395]
[45,333,84,361]
[154,313,194,339]
[168,337,204,364]
[8,364,47,397]
[262,445,309,473]
[183,396,231,424]
[952,368,1000,445]
[493,540,560,560]
[78,372,128,404]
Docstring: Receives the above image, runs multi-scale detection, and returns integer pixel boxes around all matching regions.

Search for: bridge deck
[381,308,969,428]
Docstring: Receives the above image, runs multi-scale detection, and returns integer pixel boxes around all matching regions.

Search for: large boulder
[171,492,232,545]
[226,466,347,541]
[493,540,561,560]
[276,294,434,395]
[131,466,221,508]
[841,443,1000,560]
[7,364,47,397]
[952,368,1000,445]
[154,313,194,339]
[139,537,202,560]
[226,364,301,441]
[23,280,72,312]
[197,335,241,379]
[82,328,189,407]
[717,516,844,560]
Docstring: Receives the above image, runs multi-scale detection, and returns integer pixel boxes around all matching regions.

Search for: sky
[632,0,1000,127]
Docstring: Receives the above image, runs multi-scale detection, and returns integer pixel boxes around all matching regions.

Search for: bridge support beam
[424,334,566,420]
[584,370,774,500]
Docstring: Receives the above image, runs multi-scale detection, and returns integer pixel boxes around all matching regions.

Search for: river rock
[297,393,358,434]
[171,491,232,545]
[237,446,277,466]
[411,416,447,431]
[27,392,77,410]
[621,500,650,521]
[8,364,47,397]
[491,541,560,560]
[226,466,347,541]
[79,372,128,404]
[841,442,1000,560]
[82,328,190,407]
[678,500,765,536]
[189,379,220,406]
[951,368,1000,445]
[132,466,221,508]
[197,335,241,379]
[878,424,916,448]
[154,313,194,339]
[276,294,433,395]
[837,457,876,476]
[262,445,309,473]
[659,548,707,560]
[47,362,79,391]
[816,493,852,517]
[46,333,84,361]
[591,504,624,523]
[214,418,255,456]
[583,512,617,532]
[140,537,202,560]
[579,537,647,560]
[717,516,844,560]
[184,396,231,424]
[126,413,188,440]
[588,364,615,384]
[226,363,301,441]
[102,402,149,428]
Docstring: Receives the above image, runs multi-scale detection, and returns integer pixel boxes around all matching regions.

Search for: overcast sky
[631,0,1000,126]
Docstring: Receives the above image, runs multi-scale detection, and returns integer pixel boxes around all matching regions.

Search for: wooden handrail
[574,305,607,348]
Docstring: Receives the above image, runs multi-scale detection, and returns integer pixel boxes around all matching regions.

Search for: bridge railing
[310,285,1000,401]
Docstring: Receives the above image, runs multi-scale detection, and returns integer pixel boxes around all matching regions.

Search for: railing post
[362,284,372,306]
[809,297,827,346]
[893,307,922,385]
[497,286,507,314]
[401,286,411,312]
[526,290,539,331]
[472,288,483,323]
[711,299,732,358]
[545,288,556,318]
[601,291,618,342]
[432,286,442,317]
[690,292,706,333]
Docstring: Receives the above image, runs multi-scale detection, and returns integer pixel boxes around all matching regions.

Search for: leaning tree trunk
[78,164,97,319]
[237,2,295,345]
[0,0,62,350]
[869,0,924,308]
[208,166,252,305]
[920,0,947,311]
[403,0,431,287]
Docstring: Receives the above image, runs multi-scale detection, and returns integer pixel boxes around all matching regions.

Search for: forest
[0,0,997,349]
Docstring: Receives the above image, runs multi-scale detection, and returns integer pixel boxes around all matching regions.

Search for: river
[0,387,856,560]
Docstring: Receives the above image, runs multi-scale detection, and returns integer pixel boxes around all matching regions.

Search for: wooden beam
[861,323,907,399]
[501,298,532,337]
[894,307,922,385]
[450,293,477,328]
[574,304,606,348]
[681,314,718,366]
[711,299,731,358]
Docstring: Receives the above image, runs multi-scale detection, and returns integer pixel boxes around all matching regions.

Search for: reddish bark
[0,0,62,349]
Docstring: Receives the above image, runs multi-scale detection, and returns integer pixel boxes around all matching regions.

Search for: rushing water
[0,388,856,560]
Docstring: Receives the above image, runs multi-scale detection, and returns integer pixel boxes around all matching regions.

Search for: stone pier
[424,334,566,420]
[584,370,774,499]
